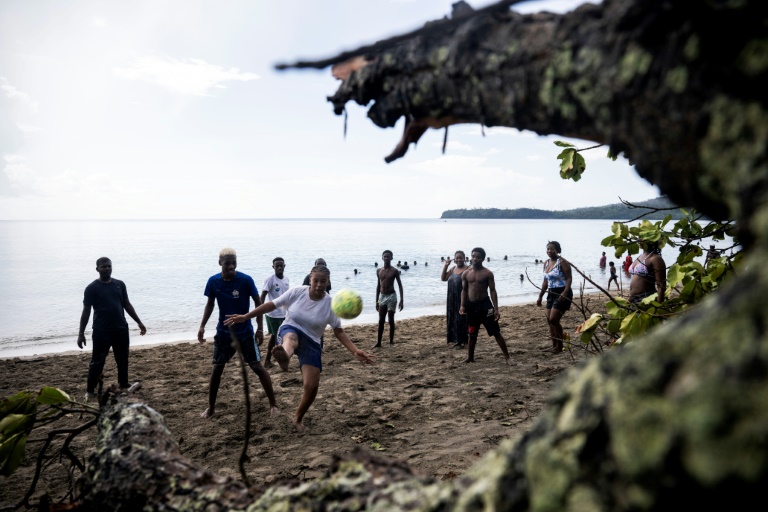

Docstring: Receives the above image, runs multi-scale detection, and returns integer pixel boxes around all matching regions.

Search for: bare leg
[387,311,396,345]
[294,364,321,428]
[201,363,226,418]
[463,336,478,363]
[548,309,565,353]
[493,333,514,365]
[264,334,276,367]
[272,332,298,371]
[248,361,279,416]
[374,308,387,348]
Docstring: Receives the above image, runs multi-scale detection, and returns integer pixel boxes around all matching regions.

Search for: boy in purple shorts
[198,248,277,418]
[459,247,513,365]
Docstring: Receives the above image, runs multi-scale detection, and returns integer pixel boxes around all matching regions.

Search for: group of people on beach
[77,239,666,428]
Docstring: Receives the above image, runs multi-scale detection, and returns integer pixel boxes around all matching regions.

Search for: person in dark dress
[441,250,469,348]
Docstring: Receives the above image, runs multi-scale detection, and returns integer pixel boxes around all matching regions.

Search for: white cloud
[2,155,115,196]
[0,77,39,112]
[113,55,260,96]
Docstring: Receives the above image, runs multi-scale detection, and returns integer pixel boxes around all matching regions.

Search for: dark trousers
[88,328,130,392]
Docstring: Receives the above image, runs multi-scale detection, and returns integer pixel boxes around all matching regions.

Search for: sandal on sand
[272,346,290,371]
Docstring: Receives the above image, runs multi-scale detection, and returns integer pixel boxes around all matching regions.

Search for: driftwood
[74,0,767,510]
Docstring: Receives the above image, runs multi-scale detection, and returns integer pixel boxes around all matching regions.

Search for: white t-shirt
[262,274,290,319]
[272,286,341,344]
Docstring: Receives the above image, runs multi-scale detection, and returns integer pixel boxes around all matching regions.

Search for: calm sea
[0,218,679,358]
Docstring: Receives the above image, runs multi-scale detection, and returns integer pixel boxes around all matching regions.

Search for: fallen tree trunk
[279,0,767,232]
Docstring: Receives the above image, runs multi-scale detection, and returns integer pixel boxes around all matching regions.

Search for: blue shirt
[204,271,259,339]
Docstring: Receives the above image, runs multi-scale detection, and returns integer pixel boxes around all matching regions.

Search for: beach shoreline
[0,293,614,361]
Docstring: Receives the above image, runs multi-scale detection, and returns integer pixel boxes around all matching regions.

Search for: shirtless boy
[374,250,404,348]
[459,247,513,365]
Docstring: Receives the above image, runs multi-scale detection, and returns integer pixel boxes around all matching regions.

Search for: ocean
[0,218,681,358]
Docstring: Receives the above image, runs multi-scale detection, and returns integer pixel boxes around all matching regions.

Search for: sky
[0,0,660,220]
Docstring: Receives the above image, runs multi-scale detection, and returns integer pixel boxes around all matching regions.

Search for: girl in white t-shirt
[225,265,375,428]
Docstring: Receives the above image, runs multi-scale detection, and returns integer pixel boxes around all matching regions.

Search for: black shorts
[466,297,501,337]
[546,287,573,311]
[213,333,261,365]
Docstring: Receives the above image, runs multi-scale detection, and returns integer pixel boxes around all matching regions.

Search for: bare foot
[292,419,305,431]
[462,358,475,364]
[505,358,516,366]
[372,343,382,349]
[389,342,395,347]
[264,360,274,368]
[270,406,280,417]
[200,407,214,418]
[272,346,290,371]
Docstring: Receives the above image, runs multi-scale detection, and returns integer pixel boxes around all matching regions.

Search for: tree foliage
[576,212,741,345]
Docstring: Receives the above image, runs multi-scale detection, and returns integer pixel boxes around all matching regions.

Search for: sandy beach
[0,297,607,506]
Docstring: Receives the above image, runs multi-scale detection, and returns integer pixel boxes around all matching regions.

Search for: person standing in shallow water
[441,250,469,348]
[536,241,573,354]
[198,248,278,418]
[77,257,146,401]
[459,248,513,365]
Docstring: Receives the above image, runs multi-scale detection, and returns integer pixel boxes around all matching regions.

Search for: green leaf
[572,152,586,174]
[558,149,574,172]
[679,279,696,301]
[607,318,622,334]
[0,391,36,417]
[0,414,33,436]
[36,387,71,405]
[667,264,683,287]
[554,140,575,148]
[0,433,27,477]
[370,442,386,451]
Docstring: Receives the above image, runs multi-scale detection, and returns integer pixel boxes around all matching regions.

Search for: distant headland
[440,197,686,220]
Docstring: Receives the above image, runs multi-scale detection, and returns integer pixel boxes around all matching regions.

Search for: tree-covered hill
[441,197,684,220]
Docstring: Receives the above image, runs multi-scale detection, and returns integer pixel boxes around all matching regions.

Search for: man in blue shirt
[198,248,278,418]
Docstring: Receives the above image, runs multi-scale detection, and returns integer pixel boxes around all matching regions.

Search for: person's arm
[441,258,452,282]
[375,269,381,312]
[252,294,264,344]
[198,295,216,342]
[224,301,277,326]
[396,272,404,311]
[460,271,469,315]
[123,299,146,336]
[536,275,548,307]
[488,272,500,320]
[560,259,573,299]
[653,255,667,302]
[77,304,91,349]
[333,327,375,365]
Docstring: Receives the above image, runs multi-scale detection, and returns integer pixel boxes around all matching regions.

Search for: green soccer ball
[331,288,364,319]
